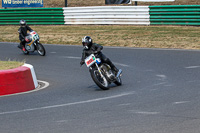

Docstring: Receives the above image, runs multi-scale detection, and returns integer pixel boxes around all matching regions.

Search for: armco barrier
[149,5,200,25]
[0,8,65,25]
[0,64,38,96]
[63,6,150,25]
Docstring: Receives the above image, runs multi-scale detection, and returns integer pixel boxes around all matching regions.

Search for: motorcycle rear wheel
[114,76,122,86]
[90,68,109,90]
[37,43,46,56]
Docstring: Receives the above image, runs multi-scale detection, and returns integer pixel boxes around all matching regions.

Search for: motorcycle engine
[101,64,115,82]
[26,45,31,50]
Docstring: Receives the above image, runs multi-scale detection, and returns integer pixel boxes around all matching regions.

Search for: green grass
[0,25,200,49]
[0,60,24,70]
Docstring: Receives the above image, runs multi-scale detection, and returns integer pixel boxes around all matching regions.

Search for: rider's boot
[116,69,122,77]
[111,65,122,77]
[22,47,26,52]
[104,56,122,77]
[18,43,23,49]
[112,66,120,76]
[21,45,26,52]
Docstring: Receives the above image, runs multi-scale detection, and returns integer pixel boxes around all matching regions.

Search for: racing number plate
[85,54,96,67]
[33,34,39,40]
[30,31,39,40]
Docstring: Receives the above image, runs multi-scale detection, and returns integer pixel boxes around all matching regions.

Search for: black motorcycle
[83,54,122,90]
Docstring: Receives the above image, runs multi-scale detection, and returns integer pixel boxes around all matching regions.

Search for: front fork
[90,63,104,78]
[34,40,40,50]
[95,63,104,78]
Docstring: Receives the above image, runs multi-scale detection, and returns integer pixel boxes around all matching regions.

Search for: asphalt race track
[1,42,200,133]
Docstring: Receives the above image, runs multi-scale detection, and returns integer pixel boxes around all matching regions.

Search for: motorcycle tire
[37,43,46,56]
[90,68,109,90]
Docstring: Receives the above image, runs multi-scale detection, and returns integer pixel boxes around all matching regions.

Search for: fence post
[65,0,67,7]
[135,1,138,6]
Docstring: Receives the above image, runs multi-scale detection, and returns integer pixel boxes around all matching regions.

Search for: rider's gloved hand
[80,61,84,66]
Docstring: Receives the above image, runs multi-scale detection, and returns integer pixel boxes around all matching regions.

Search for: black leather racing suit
[80,43,119,73]
[18,25,33,47]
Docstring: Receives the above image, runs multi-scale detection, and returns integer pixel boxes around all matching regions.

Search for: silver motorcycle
[21,31,46,56]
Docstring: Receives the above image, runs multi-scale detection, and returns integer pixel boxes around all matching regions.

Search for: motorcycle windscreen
[105,0,130,4]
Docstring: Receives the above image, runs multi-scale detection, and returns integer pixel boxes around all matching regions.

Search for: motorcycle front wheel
[90,68,109,90]
[37,43,46,56]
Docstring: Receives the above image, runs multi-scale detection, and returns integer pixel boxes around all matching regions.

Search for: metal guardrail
[63,6,150,25]
[0,8,65,25]
[149,5,200,25]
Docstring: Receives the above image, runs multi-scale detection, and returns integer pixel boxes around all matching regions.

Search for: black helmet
[19,19,26,27]
[82,36,92,49]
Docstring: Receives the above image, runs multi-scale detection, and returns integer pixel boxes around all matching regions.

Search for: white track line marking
[113,62,130,67]
[135,111,160,115]
[37,80,50,90]
[0,91,135,115]
[131,111,160,115]
[173,101,190,105]
[0,80,49,98]
[185,66,200,69]
[62,56,81,59]
[62,56,130,67]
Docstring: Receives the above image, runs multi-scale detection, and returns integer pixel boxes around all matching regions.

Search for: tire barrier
[0,6,199,25]
[0,8,65,25]
[0,64,38,96]
[63,5,200,25]
[63,6,150,25]
[150,5,200,25]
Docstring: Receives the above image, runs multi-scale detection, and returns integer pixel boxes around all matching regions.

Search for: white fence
[63,6,150,25]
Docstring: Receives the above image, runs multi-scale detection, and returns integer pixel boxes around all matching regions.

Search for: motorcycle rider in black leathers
[80,36,120,75]
[18,19,33,50]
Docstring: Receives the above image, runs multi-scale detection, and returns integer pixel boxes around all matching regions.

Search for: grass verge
[0,60,24,70]
[0,25,200,49]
